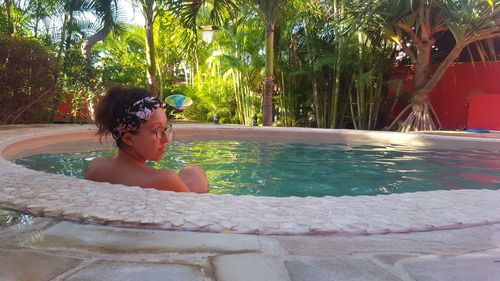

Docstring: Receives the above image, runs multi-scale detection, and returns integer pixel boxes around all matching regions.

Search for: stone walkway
[2,211,500,281]
[1,124,500,280]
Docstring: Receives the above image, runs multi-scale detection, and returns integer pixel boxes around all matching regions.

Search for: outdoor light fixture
[198,25,219,43]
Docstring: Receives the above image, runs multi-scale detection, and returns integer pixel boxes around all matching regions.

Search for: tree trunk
[33,0,44,38]
[5,0,14,35]
[263,22,275,126]
[410,41,432,114]
[263,76,274,126]
[81,24,112,63]
[143,1,158,97]
[58,9,72,58]
[397,39,435,132]
[64,11,75,52]
[397,43,466,132]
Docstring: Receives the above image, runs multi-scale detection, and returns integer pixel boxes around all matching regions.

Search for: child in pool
[84,86,209,193]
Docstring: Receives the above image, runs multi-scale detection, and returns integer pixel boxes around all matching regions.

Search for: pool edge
[1,124,500,236]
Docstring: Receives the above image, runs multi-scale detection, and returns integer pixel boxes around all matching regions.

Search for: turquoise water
[15,140,500,197]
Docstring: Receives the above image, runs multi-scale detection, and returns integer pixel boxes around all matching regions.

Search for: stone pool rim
[1,124,500,236]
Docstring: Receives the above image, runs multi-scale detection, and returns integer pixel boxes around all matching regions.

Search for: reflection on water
[15,140,500,197]
[0,209,35,228]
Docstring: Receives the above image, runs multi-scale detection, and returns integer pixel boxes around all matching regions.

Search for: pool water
[15,140,500,197]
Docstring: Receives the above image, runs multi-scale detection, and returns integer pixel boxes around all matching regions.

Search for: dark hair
[94,86,152,148]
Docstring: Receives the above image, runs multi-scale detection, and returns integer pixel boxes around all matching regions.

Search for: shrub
[0,35,61,124]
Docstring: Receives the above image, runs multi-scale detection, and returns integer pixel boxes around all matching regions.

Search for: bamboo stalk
[368,85,374,130]
[356,80,362,128]
[348,83,358,130]
[375,74,384,129]
[281,71,288,126]
[232,70,241,124]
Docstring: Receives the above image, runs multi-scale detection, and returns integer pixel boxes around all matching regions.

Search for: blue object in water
[466,128,490,133]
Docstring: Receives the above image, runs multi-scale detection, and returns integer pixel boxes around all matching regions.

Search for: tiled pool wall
[1,124,500,235]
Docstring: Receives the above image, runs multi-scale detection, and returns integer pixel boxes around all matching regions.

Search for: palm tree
[133,0,159,96]
[171,0,288,126]
[244,0,288,126]
[372,0,500,132]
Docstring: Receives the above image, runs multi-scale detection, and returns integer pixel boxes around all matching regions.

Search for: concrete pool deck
[1,124,500,280]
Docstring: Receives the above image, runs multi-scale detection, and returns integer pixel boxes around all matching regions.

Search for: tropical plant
[171,0,289,125]
[370,0,500,131]
[275,0,394,129]
[210,7,264,124]
[178,15,263,124]
[3,0,497,130]
[243,0,289,126]
[130,0,162,96]
[155,11,197,100]
[94,25,148,87]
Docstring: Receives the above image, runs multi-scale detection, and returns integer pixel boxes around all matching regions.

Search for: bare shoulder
[84,157,110,180]
[149,168,190,192]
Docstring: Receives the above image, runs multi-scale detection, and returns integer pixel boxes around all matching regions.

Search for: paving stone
[285,258,402,281]
[372,253,420,266]
[214,253,290,281]
[490,229,500,247]
[64,260,205,281]
[0,248,82,281]
[402,249,500,281]
[34,221,259,253]
[278,225,498,256]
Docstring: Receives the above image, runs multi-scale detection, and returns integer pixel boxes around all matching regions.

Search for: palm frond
[169,0,205,30]
[210,0,238,26]
[441,0,500,44]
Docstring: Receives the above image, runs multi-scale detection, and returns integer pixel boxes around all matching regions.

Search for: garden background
[1,0,499,131]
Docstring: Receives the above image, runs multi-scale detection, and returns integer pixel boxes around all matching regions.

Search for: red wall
[388,61,500,130]
[467,94,500,131]
[53,93,92,122]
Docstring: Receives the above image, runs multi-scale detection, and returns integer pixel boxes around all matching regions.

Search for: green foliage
[94,26,149,88]
[0,11,12,35]
[171,4,264,125]
[58,44,99,122]
[3,0,497,129]
[0,34,61,124]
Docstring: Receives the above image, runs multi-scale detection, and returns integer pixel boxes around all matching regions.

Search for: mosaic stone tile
[2,124,500,235]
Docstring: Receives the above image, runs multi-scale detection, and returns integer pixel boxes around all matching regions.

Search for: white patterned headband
[111,96,162,141]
